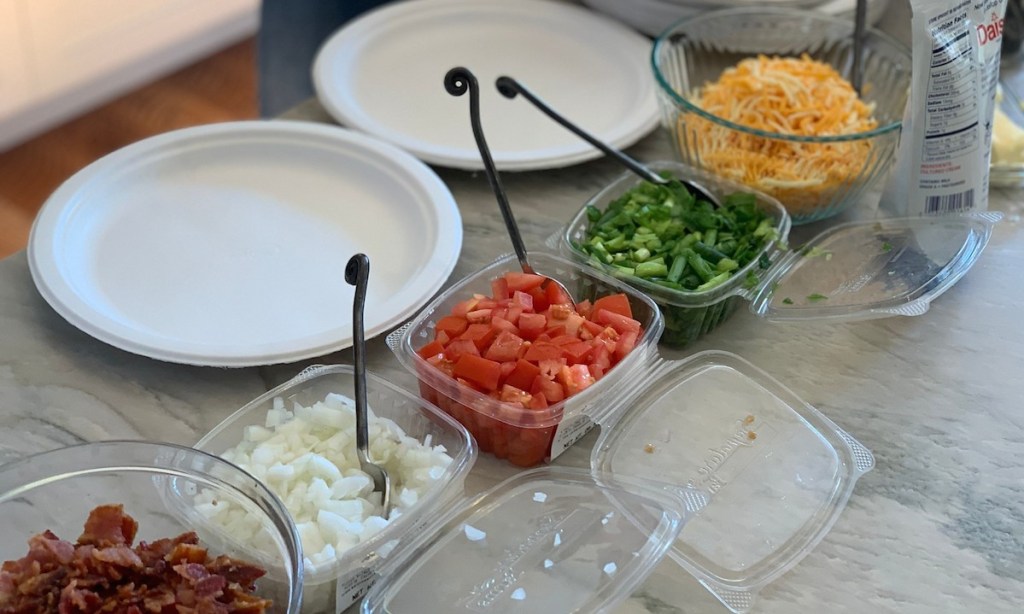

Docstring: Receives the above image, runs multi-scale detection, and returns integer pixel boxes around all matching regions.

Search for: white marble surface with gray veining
[2,3,1023,612]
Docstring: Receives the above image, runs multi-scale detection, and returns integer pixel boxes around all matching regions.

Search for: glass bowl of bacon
[652,8,911,224]
[0,441,303,613]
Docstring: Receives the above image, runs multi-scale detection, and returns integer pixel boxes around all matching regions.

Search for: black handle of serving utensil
[345,253,370,456]
[445,66,535,275]
[852,0,867,95]
[495,75,667,186]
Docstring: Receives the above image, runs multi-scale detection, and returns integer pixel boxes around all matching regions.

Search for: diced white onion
[205,392,453,573]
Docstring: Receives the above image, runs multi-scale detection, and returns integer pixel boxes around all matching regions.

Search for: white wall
[0,0,260,152]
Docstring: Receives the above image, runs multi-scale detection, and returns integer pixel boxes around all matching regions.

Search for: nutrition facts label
[922,1,979,162]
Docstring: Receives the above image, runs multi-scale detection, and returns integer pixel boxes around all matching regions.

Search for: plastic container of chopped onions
[195,364,477,614]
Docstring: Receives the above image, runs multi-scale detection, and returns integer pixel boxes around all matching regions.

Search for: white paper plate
[28,121,462,367]
[312,0,659,171]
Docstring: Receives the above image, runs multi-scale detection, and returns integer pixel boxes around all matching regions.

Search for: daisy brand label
[549,411,594,460]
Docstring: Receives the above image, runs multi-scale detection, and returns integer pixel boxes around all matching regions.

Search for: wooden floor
[0,38,258,259]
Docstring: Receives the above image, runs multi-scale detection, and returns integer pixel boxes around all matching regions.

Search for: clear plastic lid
[360,467,706,614]
[750,212,1001,322]
[591,351,874,613]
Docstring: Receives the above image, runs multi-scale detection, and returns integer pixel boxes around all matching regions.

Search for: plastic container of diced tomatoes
[387,252,664,467]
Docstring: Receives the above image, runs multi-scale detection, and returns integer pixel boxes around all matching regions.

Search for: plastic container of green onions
[558,161,791,348]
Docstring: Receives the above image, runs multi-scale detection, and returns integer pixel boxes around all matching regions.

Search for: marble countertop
[3,107,1022,612]
[2,8,1023,611]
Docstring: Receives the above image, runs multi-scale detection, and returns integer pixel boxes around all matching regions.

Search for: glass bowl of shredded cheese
[652,7,910,224]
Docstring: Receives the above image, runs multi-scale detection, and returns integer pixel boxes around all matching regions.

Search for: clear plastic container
[361,467,707,614]
[194,364,477,613]
[358,351,875,614]
[387,251,664,468]
[0,441,303,614]
[590,351,875,613]
[559,160,791,349]
[560,161,1003,345]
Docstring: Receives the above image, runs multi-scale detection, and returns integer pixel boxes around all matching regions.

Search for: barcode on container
[925,189,975,214]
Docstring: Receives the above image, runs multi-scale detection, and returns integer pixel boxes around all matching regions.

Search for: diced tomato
[475,299,498,310]
[506,305,523,325]
[531,374,566,404]
[528,394,549,410]
[559,364,596,396]
[528,286,549,312]
[436,330,451,346]
[575,299,593,318]
[456,376,484,394]
[524,342,563,362]
[591,343,612,372]
[507,426,554,467]
[499,384,532,407]
[511,291,534,311]
[563,313,585,337]
[588,363,605,380]
[451,298,479,317]
[544,325,566,338]
[453,354,502,392]
[581,320,605,337]
[444,338,479,362]
[561,341,595,364]
[484,330,525,362]
[500,360,517,380]
[490,306,508,321]
[426,354,455,378]
[538,358,565,380]
[545,282,572,306]
[417,340,446,360]
[518,313,546,340]
[548,303,572,320]
[466,309,492,324]
[505,359,540,391]
[592,294,634,319]
[549,334,578,347]
[491,277,509,300]
[460,323,496,350]
[435,315,469,338]
[614,330,639,362]
[504,272,546,292]
[490,316,518,334]
[593,309,642,335]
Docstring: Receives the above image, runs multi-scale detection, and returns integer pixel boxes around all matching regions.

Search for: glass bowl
[990,74,1024,188]
[652,7,911,224]
[0,440,303,614]
[387,251,664,468]
[195,364,477,613]
[559,160,790,349]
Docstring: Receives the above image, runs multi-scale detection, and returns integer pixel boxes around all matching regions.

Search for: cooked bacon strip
[0,505,272,614]
[78,504,138,547]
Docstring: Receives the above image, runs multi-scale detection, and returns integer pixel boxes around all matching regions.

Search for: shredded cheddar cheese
[681,54,879,216]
